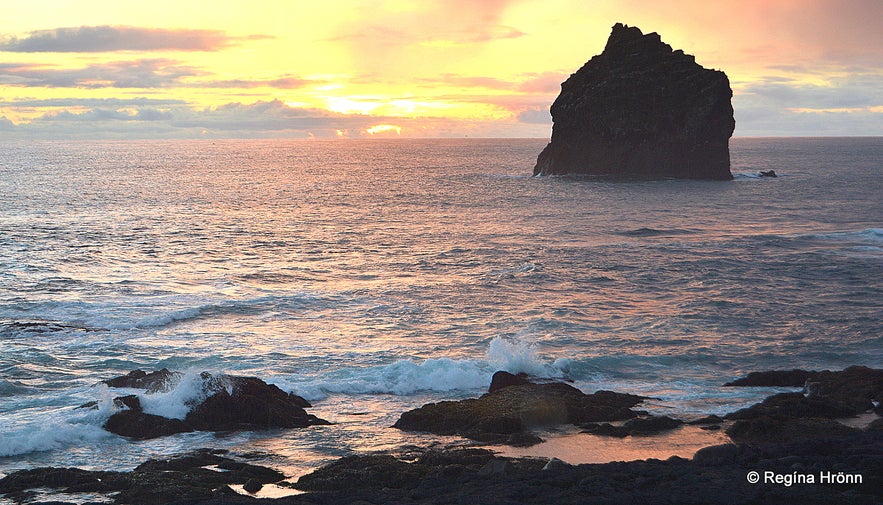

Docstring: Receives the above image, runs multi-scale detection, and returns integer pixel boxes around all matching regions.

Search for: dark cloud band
[0,26,269,52]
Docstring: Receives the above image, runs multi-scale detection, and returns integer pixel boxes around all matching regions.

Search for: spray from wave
[285,336,571,401]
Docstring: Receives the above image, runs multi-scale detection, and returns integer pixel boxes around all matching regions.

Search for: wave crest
[287,337,570,401]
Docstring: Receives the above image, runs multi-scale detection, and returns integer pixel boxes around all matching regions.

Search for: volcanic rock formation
[534,23,735,179]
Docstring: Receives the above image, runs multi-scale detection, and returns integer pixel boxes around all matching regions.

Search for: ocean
[1,137,881,487]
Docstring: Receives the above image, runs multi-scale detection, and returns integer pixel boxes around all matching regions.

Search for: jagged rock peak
[534,23,734,180]
[604,23,667,54]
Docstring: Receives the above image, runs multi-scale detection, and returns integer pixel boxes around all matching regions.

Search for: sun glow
[0,0,878,138]
[366,124,402,135]
[325,97,381,115]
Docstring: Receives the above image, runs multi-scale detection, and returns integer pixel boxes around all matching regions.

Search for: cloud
[0,97,188,107]
[0,58,203,88]
[417,74,515,90]
[0,60,314,90]
[517,72,566,93]
[199,76,314,89]
[0,26,269,52]
[733,74,883,135]
[738,74,882,111]
[517,108,551,124]
[2,99,552,139]
[44,107,173,122]
[4,99,401,138]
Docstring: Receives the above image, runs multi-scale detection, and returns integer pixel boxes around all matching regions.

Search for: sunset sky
[1,0,881,139]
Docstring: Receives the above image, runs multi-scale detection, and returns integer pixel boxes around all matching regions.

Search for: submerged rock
[101,370,329,439]
[534,23,734,179]
[393,374,644,445]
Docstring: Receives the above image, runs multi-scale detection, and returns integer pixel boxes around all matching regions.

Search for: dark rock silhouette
[582,415,684,437]
[101,370,329,440]
[722,366,883,444]
[102,368,180,393]
[393,373,644,445]
[488,371,530,393]
[534,23,735,179]
[724,365,883,414]
[0,449,285,505]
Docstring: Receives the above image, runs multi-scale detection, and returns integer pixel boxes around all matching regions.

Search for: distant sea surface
[1,138,881,480]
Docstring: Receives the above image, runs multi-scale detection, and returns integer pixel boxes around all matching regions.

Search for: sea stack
[534,23,735,179]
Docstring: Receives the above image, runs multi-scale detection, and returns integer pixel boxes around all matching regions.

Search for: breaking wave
[286,337,572,401]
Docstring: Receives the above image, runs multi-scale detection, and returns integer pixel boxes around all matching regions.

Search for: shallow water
[0,137,880,483]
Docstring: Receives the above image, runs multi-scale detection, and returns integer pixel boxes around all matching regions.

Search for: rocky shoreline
[1,366,881,504]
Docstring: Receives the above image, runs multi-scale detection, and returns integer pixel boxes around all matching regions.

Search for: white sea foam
[134,369,229,420]
[286,337,571,401]
[0,420,115,457]
[0,389,117,457]
[132,307,204,329]
[809,228,883,244]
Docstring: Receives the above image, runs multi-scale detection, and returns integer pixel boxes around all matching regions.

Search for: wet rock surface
[582,415,684,437]
[101,369,329,439]
[723,366,883,444]
[393,378,644,445]
[7,367,882,505]
[726,365,883,414]
[0,449,285,505]
[534,23,734,179]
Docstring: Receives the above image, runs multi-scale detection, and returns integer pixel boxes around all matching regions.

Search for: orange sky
[1,0,880,138]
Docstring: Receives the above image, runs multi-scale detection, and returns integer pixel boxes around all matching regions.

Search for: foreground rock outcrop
[0,449,286,505]
[724,365,883,414]
[534,23,734,179]
[5,367,883,505]
[723,366,882,444]
[100,369,329,439]
[393,372,644,445]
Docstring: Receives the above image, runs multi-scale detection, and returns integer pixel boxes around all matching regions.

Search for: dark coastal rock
[758,170,778,177]
[691,443,745,466]
[101,370,328,439]
[242,478,263,494]
[0,449,285,505]
[725,366,883,414]
[721,367,883,445]
[723,369,811,387]
[724,392,856,421]
[104,410,194,440]
[283,436,882,505]
[687,414,723,425]
[294,448,541,493]
[582,415,683,437]
[294,454,431,492]
[488,371,530,393]
[112,394,142,411]
[393,375,644,445]
[185,374,326,431]
[726,416,861,444]
[102,368,181,393]
[534,23,734,179]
